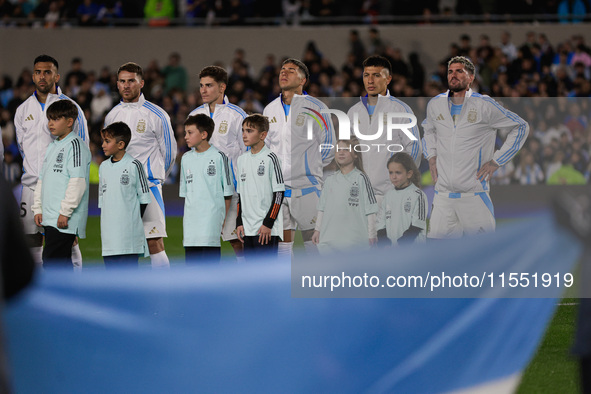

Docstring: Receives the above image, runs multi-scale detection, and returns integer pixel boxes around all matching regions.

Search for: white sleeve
[490,101,529,166]
[367,213,377,239]
[155,111,177,179]
[32,179,43,215]
[59,178,86,217]
[421,101,437,160]
[315,210,323,232]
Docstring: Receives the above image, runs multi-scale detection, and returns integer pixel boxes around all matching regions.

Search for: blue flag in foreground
[3,213,581,393]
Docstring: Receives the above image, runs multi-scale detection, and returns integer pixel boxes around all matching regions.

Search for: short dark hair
[199,65,228,85]
[102,122,132,149]
[282,58,309,84]
[448,56,475,75]
[34,54,59,69]
[46,99,78,121]
[117,62,143,79]
[362,55,392,76]
[242,114,269,133]
[185,114,215,141]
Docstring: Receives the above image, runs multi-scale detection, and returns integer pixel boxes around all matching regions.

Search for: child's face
[184,125,207,149]
[388,161,412,188]
[101,133,124,157]
[335,142,356,167]
[48,116,73,140]
[242,123,266,147]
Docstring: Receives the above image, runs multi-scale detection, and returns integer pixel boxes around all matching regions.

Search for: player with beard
[422,56,529,239]
[104,62,177,268]
[15,55,89,268]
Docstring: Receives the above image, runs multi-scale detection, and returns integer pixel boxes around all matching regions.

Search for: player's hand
[258,225,271,245]
[369,237,377,246]
[428,156,438,184]
[57,214,69,229]
[34,214,43,227]
[476,160,500,182]
[311,230,320,245]
[236,226,244,243]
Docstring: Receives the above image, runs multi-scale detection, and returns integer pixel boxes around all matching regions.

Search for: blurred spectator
[144,0,175,26]
[97,0,123,26]
[65,57,87,87]
[77,0,100,26]
[162,52,188,93]
[514,150,545,184]
[499,31,518,62]
[368,28,385,56]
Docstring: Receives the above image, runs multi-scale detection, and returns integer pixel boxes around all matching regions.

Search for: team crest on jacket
[120,169,130,185]
[136,119,146,133]
[348,183,360,207]
[186,169,193,184]
[56,150,64,164]
[296,113,305,127]
[218,120,228,135]
[404,200,411,213]
[257,161,265,176]
[467,108,477,123]
[207,160,216,176]
[240,172,246,182]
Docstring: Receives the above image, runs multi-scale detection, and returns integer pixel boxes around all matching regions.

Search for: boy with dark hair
[99,121,151,267]
[188,65,247,260]
[236,114,285,259]
[32,100,91,267]
[180,114,233,263]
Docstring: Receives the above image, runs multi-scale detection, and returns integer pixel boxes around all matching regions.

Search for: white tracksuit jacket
[263,93,335,190]
[104,94,177,187]
[422,89,529,194]
[15,87,89,188]
[347,91,422,196]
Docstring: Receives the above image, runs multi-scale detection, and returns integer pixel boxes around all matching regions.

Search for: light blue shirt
[39,132,90,238]
[180,146,234,246]
[99,153,151,256]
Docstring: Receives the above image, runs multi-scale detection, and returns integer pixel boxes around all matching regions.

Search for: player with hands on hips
[312,138,378,254]
[422,56,528,239]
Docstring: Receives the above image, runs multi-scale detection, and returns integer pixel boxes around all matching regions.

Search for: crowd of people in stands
[1,28,590,186]
[0,0,588,27]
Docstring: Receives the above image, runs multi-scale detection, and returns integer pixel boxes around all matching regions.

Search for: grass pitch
[79,216,579,391]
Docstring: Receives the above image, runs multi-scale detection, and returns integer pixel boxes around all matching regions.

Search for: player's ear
[220,83,227,93]
[55,73,61,84]
[67,117,74,127]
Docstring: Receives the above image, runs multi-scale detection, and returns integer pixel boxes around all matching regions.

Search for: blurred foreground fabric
[3,213,581,393]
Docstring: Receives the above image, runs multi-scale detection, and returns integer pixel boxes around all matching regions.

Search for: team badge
[218,120,228,135]
[207,160,216,176]
[186,169,193,184]
[56,150,64,164]
[296,113,305,127]
[348,183,360,207]
[257,161,265,176]
[101,184,107,195]
[241,172,246,182]
[404,200,411,213]
[136,119,146,133]
[385,209,392,220]
[120,169,129,185]
[467,108,477,123]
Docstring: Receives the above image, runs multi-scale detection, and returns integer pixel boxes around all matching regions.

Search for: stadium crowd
[0,0,588,27]
[1,28,590,186]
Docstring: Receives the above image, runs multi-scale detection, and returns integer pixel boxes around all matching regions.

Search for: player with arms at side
[422,56,529,238]
[347,55,422,203]
[15,55,89,268]
[263,58,335,257]
[188,66,247,261]
[104,62,177,268]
